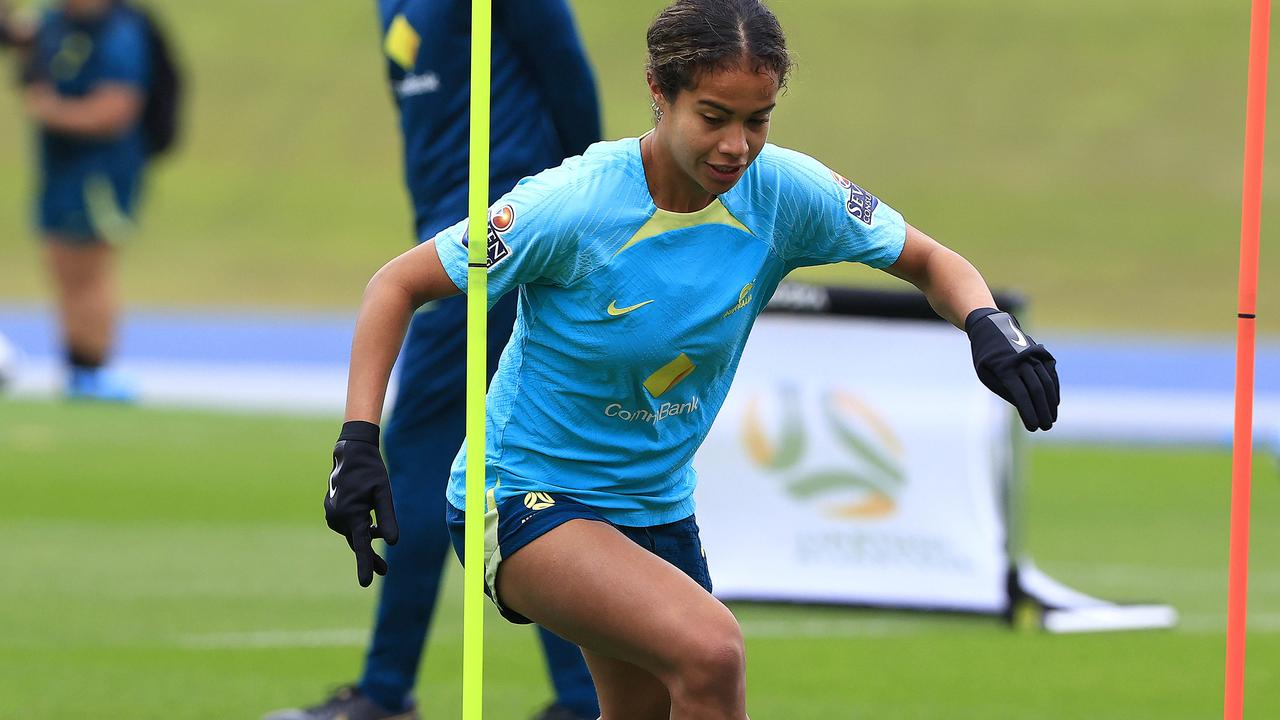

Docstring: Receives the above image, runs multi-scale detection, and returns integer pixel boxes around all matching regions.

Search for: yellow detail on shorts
[523,492,556,511]
[643,353,696,398]
[614,198,751,257]
[384,15,421,71]
[84,174,134,244]
[484,489,502,603]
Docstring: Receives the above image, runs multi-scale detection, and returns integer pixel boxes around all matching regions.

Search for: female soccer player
[325,1,1059,717]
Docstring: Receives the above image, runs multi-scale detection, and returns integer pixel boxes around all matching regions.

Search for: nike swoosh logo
[329,456,342,499]
[1008,323,1029,348]
[607,299,654,316]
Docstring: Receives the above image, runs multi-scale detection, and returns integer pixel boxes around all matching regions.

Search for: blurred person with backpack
[4,0,180,401]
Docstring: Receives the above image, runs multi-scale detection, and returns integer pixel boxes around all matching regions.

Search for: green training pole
[463,0,492,717]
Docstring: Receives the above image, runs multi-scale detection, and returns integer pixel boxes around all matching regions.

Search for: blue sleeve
[768,148,907,270]
[432,164,583,307]
[97,14,149,89]
[32,11,61,76]
[495,0,601,157]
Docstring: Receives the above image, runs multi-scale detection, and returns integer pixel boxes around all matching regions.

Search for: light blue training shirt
[436,137,907,526]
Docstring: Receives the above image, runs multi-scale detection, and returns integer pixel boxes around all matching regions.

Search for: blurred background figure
[2,0,178,402]
[263,1,602,719]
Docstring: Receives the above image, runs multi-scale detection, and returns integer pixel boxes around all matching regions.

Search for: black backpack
[132,5,182,158]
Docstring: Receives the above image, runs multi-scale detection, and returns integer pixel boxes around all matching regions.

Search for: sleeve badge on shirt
[461,204,514,268]
[831,171,880,227]
[383,15,421,72]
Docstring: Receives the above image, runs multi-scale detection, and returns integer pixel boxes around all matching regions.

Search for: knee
[669,617,746,702]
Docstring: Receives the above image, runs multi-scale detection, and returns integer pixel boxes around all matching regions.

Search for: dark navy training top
[376,0,601,238]
[33,4,150,190]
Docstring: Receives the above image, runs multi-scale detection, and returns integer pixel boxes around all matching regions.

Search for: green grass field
[2,2,1278,718]
[1,0,1280,333]
[1,399,1277,719]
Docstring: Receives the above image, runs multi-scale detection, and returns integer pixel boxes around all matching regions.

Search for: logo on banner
[742,385,906,519]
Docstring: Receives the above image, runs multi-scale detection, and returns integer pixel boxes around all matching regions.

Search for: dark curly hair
[646,0,792,102]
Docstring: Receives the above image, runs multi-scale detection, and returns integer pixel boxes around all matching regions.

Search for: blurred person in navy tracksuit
[264,2,602,719]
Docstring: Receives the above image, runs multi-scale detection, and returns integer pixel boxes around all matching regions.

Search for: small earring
[651,99,664,123]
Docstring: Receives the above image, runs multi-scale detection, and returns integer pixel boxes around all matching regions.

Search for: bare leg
[580,648,670,720]
[497,519,748,720]
[44,237,118,366]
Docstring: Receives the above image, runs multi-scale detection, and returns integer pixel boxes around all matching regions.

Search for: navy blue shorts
[446,492,712,624]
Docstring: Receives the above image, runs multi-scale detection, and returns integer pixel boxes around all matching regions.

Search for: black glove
[965,308,1060,432]
[324,420,400,587]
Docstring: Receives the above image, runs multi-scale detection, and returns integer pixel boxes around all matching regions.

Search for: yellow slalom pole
[463,0,491,718]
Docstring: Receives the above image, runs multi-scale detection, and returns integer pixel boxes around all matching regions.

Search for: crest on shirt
[461,204,514,268]
[831,171,879,227]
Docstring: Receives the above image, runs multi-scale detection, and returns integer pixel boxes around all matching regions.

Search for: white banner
[695,314,1014,612]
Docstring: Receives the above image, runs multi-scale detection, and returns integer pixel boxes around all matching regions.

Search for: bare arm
[345,239,461,423]
[886,223,1059,432]
[882,223,996,328]
[25,82,143,138]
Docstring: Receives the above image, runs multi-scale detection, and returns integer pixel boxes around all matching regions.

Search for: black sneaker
[262,685,418,720]
[529,703,598,720]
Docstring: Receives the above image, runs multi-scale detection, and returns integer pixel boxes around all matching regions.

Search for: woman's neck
[640,131,714,214]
